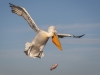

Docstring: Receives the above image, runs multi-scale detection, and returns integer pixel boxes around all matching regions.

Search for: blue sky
[0,0,100,75]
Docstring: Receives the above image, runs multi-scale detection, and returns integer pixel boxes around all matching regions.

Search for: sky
[0,0,100,75]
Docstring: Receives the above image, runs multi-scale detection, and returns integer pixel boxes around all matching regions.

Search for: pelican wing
[9,3,40,32]
[58,34,85,38]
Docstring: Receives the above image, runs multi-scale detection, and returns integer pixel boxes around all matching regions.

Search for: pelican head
[48,26,62,50]
[48,26,57,36]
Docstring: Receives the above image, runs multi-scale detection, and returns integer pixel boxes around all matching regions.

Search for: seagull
[9,3,85,59]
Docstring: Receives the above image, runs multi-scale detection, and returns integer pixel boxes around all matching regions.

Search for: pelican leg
[24,42,32,55]
[24,50,28,55]
[24,46,31,55]
[24,43,44,58]
[35,51,44,58]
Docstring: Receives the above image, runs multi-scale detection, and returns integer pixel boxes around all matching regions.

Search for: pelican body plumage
[9,3,85,59]
[24,30,50,58]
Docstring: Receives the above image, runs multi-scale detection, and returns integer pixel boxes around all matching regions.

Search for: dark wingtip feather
[9,3,12,5]
[24,51,28,55]
[80,34,85,37]
[9,3,13,7]
[73,34,85,38]
[9,3,16,8]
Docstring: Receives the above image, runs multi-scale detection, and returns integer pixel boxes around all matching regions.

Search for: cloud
[2,23,99,34]
[0,49,25,59]
[60,38,100,44]
[47,38,100,45]
[1,26,33,33]
[0,74,5,75]
[54,23,100,30]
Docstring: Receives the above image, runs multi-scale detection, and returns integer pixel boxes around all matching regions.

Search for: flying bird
[9,3,85,59]
[50,64,58,71]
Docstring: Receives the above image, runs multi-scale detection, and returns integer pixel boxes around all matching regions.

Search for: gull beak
[52,32,63,50]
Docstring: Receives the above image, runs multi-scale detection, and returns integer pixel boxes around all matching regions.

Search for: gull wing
[58,34,85,38]
[9,3,40,32]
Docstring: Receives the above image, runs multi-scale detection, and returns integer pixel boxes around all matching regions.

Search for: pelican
[9,3,85,59]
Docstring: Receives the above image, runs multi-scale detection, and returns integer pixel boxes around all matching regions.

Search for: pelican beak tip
[52,33,63,51]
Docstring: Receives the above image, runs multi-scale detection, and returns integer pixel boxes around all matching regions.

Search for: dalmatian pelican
[9,3,85,58]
